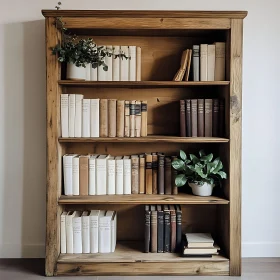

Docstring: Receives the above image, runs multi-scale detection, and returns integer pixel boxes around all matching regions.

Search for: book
[90,65,98,81]
[123,156,132,195]
[82,99,90,137]
[81,211,90,253]
[120,46,129,81]
[129,100,136,137]
[135,100,141,137]
[139,155,145,194]
[61,94,69,137]
[90,99,100,137]
[192,45,200,81]
[97,46,107,81]
[157,205,164,253]
[124,100,130,137]
[185,99,192,137]
[180,100,186,137]
[145,205,151,253]
[158,154,165,195]
[184,49,192,81]
[100,99,108,137]
[185,233,214,248]
[79,155,89,196]
[116,100,125,137]
[66,211,76,253]
[152,153,158,194]
[131,155,139,194]
[207,44,216,81]
[60,211,67,254]
[129,46,137,81]
[63,154,77,195]
[191,99,198,137]
[219,99,225,137]
[170,205,176,252]
[164,157,172,195]
[108,99,117,137]
[105,45,113,81]
[204,99,213,137]
[140,100,148,137]
[171,156,178,195]
[72,155,79,195]
[197,99,204,137]
[85,64,91,81]
[150,205,157,253]
[175,205,182,252]
[90,210,101,253]
[200,44,208,81]
[136,47,142,81]
[173,49,189,81]
[213,99,219,137]
[145,154,153,194]
[69,94,75,137]
[107,156,116,195]
[115,156,124,194]
[89,154,98,195]
[163,205,171,252]
[96,155,109,195]
[214,42,226,81]
[112,46,120,81]
[182,245,219,255]
[74,94,83,137]
[108,211,117,252]
[99,211,112,253]
[73,211,82,254]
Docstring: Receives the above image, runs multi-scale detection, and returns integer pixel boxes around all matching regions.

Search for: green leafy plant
[172,150,227,187]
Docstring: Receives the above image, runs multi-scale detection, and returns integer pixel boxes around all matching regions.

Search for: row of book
[61,95,148,138]
[174,43,226,82]
[145,205,182,253]
[63,153,178,196]
[180,99,225,137]
[61,210,117,254]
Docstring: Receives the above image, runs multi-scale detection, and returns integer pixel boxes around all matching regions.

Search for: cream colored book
[136,47,142,81]
[73,211,82,254]
[214,42,226,81]
[90,99,100,137]
[66,211,77,253]
[185,233,214,248]
[200,44,208,81]
[82,99,90,137]
[61,94,69,137]
[105,45,113,81]
[112,46,120,81]
[207,44,216,81]
[60,211,67,254]
[107,156,116,195]
[68,94,75,137]
[90,210,102,253]
[120,46,129,81]
[115,156,124,194]
[129,46,137,81]
[96,155,110,195]
[123,156,132,195]
[74,94,83,137]
[81,211,90,253]
[183,244,220,255]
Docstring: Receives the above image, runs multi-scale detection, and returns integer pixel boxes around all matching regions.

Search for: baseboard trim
[242,242,280,257]
[0,244,45,258]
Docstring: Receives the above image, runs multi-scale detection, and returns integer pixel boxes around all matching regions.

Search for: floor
[0,258,280,279]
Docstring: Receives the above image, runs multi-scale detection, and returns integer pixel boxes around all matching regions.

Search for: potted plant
[172,150,227,196]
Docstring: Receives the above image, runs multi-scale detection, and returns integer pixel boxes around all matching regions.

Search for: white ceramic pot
[66,63,86,80]
[188,182,215,197]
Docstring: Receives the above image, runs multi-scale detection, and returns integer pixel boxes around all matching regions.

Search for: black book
[157,205,164,253]
[144,205,151,253]
[163,205,171,252]
[175,205,182,252]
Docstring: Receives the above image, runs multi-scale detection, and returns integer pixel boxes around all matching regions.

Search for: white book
[120,46,129,81]
[74,94,83,137]
[82,99,90,137]
[61,94,69,137]
[63,154,77,195]
[106,45,113,81]
[106,211,117,252]
[66,211,77,253]
[85,64,91,81]
[68,94,75,137]
[90,99,100,137]
[60,211,67,254]
[192,45,200,81]
[115,156,124,194]
[89,154,98,195]
[73,211,82,254]
[200,44,208,81]
[112,46,120,81]
[82,211,90,253]
[97,46,107,81]
[72,156,79,195]
[185,233,214,248]
[123,156,132,194]
[90,65,98,81]
[207,44,216,81]
[136,47,141,81]
[99,211,112,253]
[96,155,110,195]
[107,156,116,195]
[129,46,136,81]
[90,210,103,253]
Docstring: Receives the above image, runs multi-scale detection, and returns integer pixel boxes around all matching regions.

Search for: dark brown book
[205,99,213,137]
[164,157,172,195]
[99,99,108,137]
[175,205,182,252]
[131,155,139,194]
[185,99,192,137]
[180,100,186,137]
[139,154,145,194]
[198,99,204,137]
[108,99,117,137]
[116,100,125,137]
[213,99,219,137]
[79,155,89,195]
[191,99,198,137]
[158,154,165,195]
[157,205,164,253]
[145,154,153,194]
[144,205,151,253]
[150,205,157,253]
[152,153,158,194]
[169,205,176,252]
[171,156,178,195]
[219,99,225,137]
[163,205,171,252]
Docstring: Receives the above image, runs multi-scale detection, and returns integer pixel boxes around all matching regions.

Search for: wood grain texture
[229,19,243,276]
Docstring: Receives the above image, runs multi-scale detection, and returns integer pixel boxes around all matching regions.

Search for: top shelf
[58,80,230,88]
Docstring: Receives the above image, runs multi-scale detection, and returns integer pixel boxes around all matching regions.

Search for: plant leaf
[171,159,185,171]
[190,154,199,164]
[201,153,213,163]
[217,171,227,179]
[175,174,187,187]
[180,150,187,161]
[199,150,206,157]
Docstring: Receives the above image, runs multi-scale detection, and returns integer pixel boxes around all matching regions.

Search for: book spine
[105,45,113,81]
[140,100,148,137]
[152,154,158,194]
[111,213,117,252]
[124,100,130,137]
[74,94,83,137]
[185,49,192,81]
[72,157,79,195]
[158,155,165,195]
[61,94,69,137]
[170,210,176,252]
[213,99,219,137]
[82,216,90,253]
[191,99,198,137]
[90,99,100,137]
[69,94,75,137]
[90,65,98,81]
[180,100,186,137]
[151,210,157,253]
[116,100,125,137]
[198,99,205,137]
[176,207,182,252]
[129,46,136,81]
[89,157,96,195]
[171,156,178,195]
[123,157,132,195]
[164,157,172,194]
[107,159,116,195]
[157,210,164,253]
[120,46,129,81]
[186,99,192,137]
[116,158,124,194]
[108,99,117,137]
[82,99,90,137]
[200,44,208,81]
[164,210,171,252]
[60,215,66,254]
[73,216,82,254]
[145,154,153,194]
[135,100,142,137]
[129,100,136,137]
[207,44,216,81]
[214,42,226,81]
[205,99,213,137]
[219,99,225,137]
[139,155,145,194]
[136,47,142,81]
[97,46,107,81]
[131,157,139,194]
[63,156,73,195]
[90,216,98,253]
[79,156,89,196]
[112,46,120,81]
[144,207,151,253]
[85,64,91,81]
[96,158,107,195]
[99,99,108,137]
[66,215,74,253]
[99,217,111,253]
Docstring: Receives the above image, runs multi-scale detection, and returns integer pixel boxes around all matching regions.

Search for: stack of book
[145,205,182,253]
[180,99,225,137]
[61,210,117,254]
[61,95,148,138]
[182,233,220,258]
[63,153,178,196]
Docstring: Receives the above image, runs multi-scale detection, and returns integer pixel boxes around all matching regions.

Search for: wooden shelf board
[59,193,229,205]
[58,80,230,88]
[58,136,229,143]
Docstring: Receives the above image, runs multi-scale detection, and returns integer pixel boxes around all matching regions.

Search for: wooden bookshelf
[43,9,246,277]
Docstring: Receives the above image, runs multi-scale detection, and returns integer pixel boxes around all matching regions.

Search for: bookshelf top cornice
[41,10,248,19]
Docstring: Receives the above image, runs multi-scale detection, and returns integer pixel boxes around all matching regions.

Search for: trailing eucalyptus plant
[172,150,227,187]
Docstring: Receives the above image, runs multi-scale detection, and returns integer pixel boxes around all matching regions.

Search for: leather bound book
[205,99,213,137]
[163,205,171,252]
[144,205,151,253]
[131,155,140,194]
[158,155,165,195]
[124,100,130,137]
[141,100,148,137]
[180,100,186,137]
[185,99,192,137]
[79,155,89,195]
[152,153,158,194]
[139,154,145,194]
[130,100,136,137]
[145,154,153,194]
[171,156,178,195]
[157,205,164,253]
[150,205,157,253]
[175,205,182,252]
[198,99,205,137]
[191,99,198,137]
[219,99,225,137]
[108,99,117,137]
[116,100,125,137]
[135,100,141,137]
[100,99,108,137]
[169,205,176,252]
[213,99,219,137]
[164,157,172,195]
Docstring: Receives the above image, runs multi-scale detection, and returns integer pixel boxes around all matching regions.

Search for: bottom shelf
[57,242,229,276]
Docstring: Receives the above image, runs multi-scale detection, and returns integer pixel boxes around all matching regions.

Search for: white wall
[0,0,279,258]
